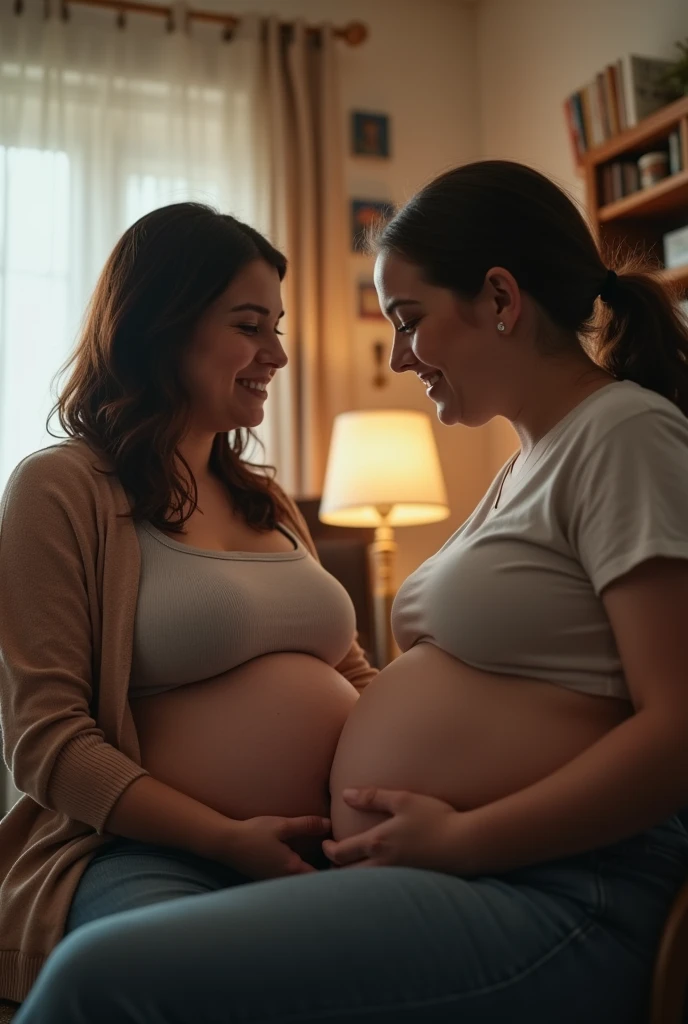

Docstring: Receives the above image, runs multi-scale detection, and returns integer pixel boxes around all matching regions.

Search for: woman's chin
[223,407,266,430]
[245,409,266,428]
[435,402,459,426]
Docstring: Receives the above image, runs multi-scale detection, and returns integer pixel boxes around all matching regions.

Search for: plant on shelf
[662,38,688,98]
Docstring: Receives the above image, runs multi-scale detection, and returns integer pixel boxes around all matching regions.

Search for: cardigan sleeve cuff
[47,732,149,833]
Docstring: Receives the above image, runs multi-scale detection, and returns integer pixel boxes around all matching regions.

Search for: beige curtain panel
[262,17,353,498]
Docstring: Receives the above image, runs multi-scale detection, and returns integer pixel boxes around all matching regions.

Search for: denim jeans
[14,816,688,1024]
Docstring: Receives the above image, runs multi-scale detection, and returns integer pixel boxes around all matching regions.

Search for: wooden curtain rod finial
[339,21,367,46]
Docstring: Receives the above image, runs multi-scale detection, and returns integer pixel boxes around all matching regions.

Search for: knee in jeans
[34,918,125,1006]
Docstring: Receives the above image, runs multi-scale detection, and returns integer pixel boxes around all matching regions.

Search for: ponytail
[594,260,688,417]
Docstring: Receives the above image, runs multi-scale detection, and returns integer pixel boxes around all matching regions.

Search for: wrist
[192,811,243,861]
[441,809,482,876]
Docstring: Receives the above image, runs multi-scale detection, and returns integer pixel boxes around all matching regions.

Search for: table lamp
[319,409,449,668]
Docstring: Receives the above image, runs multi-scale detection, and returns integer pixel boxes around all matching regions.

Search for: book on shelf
[596,133,683,208]
[599,160,639,206]
[604,64,620,136]
[622,55,676,126]
[564,53,677,163]
[669,131,682,175]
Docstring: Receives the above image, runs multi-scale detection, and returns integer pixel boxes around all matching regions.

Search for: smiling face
[374,250,521,428]
[181,259,287,434]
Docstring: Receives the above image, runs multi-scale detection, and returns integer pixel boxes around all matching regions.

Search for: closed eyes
[238,323,284,336]
[397,319,419,335]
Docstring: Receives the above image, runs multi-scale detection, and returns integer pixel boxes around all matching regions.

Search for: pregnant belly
[330,643,632,840]
[130,653,359,823]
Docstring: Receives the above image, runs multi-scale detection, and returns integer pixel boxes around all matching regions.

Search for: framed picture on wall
[351,111,391,158]
[358,281,384,319]
[350,199,394,252]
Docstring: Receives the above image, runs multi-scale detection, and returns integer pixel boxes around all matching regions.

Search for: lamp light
[319,409,449,667]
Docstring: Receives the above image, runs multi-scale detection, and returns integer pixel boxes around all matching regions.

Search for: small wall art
[351,111,391,158]
[351,199,394,253]
[358,281,385,320]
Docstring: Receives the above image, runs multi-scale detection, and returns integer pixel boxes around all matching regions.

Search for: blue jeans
[14,817,688,1024]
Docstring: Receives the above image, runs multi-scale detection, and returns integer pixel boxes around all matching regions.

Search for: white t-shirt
[392,381,688,700]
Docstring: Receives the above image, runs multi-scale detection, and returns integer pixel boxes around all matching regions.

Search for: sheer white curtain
[0,6,274,493]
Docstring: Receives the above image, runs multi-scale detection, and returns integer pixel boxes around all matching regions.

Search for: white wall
[476,0,688,466]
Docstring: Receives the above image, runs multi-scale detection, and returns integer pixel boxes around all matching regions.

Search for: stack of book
[564,54,677,164]
[597,131,682,206]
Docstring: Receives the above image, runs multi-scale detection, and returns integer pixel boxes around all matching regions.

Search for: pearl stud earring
[497,321,506,332]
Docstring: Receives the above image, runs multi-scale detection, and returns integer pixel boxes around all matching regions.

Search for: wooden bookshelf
[583,94,688,294]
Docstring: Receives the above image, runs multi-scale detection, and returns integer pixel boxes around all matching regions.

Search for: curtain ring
[60,1,70,21]
[43,0,51,19]
[222,20,234,41]
[116,6,126,29]
[165,7,174,32]
[13,0,25,15]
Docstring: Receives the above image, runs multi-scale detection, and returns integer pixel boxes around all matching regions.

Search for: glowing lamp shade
[319,410,449,528]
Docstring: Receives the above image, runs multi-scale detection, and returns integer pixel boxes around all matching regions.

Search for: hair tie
[599,268,618,304]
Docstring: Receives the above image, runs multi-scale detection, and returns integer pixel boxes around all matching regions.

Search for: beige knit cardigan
[0,440,376,1003]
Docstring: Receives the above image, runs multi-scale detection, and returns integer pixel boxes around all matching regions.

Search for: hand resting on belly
[329,642,631,842]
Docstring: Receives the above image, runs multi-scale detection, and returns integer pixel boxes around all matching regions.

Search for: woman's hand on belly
[211,812,334,878]
[323,787,468,874]
[329,642,631,844]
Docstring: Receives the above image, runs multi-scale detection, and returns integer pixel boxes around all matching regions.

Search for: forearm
[459,709,688,874]
[105,775,239,860]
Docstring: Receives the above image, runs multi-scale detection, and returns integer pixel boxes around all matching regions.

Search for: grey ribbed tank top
[129,521,357,696]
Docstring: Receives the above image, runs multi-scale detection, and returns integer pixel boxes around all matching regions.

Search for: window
[0,29,268,491]
[0,146,71,488]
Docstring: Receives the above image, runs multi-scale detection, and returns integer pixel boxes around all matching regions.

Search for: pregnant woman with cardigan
[5,162,688,1023]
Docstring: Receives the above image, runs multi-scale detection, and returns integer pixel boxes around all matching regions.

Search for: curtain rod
[14,0,368,44]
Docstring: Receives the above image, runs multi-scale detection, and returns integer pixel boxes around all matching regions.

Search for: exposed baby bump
[329,643,631,841]
[131,652,359,823]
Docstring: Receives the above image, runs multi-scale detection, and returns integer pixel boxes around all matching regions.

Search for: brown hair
[54,202,287,532]
[377,160,688,415]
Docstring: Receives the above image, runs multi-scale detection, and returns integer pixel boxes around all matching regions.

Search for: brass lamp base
[369,523,399,669]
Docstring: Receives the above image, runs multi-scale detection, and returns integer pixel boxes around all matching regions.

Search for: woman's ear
[485,267,521,332]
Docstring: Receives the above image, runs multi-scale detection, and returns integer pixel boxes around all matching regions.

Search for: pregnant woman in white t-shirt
[15,162,688,1024]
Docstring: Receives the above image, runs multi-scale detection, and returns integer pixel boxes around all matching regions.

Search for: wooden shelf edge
[597,169,688,222]
[583,94,688,167]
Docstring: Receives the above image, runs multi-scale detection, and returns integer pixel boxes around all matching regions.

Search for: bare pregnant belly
[131,653,359,822]
[330,643,632,840]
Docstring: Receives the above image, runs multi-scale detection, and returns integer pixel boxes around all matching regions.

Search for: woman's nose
[261,336,288,369]
[389,334,417,374]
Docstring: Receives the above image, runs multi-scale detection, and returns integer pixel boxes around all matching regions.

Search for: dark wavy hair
[53,202,287,532]
[376,160,688,415]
